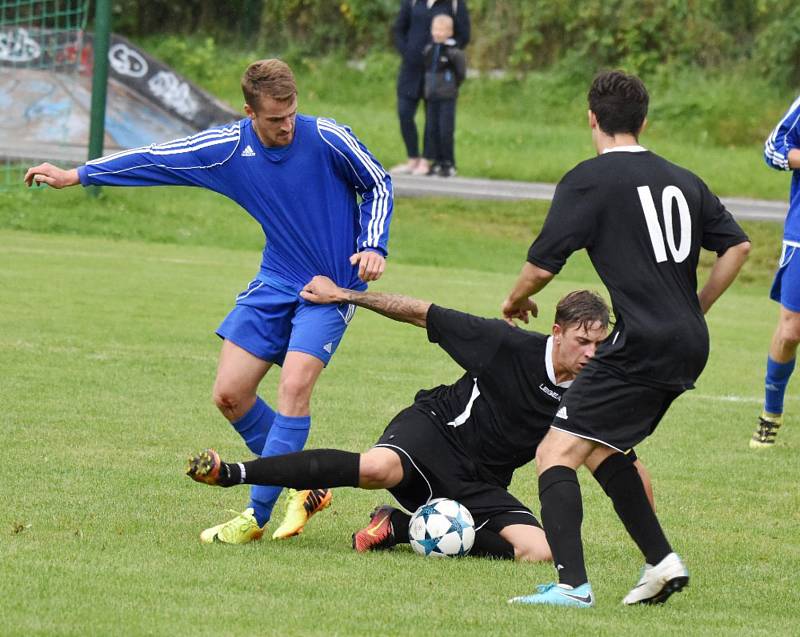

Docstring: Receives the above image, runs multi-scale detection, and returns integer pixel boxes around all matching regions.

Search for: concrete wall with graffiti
[0,27,240,164]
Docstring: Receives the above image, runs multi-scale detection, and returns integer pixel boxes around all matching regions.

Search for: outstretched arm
[300,275,430,328]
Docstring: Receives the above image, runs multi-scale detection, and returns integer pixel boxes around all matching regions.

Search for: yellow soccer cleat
[750,413,783,449]
[271,488,332,539]
[199,508,266,544]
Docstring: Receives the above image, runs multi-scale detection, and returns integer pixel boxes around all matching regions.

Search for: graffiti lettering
[147,71,198,119]
[108,43,148,78]
[0,28,41,62]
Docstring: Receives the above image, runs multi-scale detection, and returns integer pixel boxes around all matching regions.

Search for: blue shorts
[770,241,800,312]
[216,279,356,366]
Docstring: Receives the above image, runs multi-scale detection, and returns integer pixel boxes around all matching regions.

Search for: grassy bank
[130,40,798,201]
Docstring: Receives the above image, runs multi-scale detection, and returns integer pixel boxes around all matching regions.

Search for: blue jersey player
[24,59,394,543]
[751,94,800,448]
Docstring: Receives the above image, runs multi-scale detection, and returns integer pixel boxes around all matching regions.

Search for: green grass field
[1,188,798,635]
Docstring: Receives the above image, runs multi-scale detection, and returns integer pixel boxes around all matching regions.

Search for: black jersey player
[187,275,652,561]
[502,70,751,607]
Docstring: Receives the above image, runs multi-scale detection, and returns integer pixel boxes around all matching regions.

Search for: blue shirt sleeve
[765,95,800,171]
[77,122,242,198]
[316,118,393,257]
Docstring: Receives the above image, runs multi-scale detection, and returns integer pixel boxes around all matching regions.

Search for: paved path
[392,174,787,223]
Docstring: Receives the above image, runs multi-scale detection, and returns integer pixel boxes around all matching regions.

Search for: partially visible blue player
[24,58,394,543]
[753,95,800,448]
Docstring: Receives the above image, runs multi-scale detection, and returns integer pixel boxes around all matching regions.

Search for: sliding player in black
[503,70,750,606]
[187,276,651,561]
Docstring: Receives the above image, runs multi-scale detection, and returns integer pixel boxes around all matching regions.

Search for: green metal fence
[0,0,90,189]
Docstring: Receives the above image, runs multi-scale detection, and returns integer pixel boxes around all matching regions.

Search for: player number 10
[636,185,691,264]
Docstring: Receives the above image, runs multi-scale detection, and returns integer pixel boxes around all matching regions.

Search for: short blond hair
[241,59,297,110]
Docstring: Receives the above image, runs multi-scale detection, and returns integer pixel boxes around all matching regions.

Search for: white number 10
[636,185,691,264]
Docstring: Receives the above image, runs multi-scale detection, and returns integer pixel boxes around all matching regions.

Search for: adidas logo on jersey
[556,406,568,420]
[241,145,256,157]
[323,342,333,353]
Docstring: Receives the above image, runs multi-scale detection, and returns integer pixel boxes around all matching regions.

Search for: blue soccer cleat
[509,582,595,608]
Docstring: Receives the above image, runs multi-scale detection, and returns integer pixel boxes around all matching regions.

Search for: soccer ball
[408,498,475,557]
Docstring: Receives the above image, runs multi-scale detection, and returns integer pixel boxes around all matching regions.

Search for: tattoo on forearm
[343,290,430,327]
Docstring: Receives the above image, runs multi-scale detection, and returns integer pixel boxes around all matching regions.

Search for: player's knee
[513,539,552,563]
[534,444,551,469]
[212,385,250,420]
[777,320,800,347]
[277,376,314,413]
[358,453,400,488]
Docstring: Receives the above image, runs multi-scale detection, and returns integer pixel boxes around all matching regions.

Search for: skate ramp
[0,30,240,165]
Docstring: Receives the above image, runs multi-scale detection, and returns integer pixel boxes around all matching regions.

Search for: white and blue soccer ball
[408,498,475,557]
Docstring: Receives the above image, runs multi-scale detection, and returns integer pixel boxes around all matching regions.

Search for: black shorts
[374,405,540,533]
[552,363,682,452]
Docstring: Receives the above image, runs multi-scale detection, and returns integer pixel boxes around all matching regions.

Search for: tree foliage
[107,0,800,87]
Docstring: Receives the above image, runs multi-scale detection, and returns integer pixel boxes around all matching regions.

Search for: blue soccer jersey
[765,94,800,242]
[77,115,393,292]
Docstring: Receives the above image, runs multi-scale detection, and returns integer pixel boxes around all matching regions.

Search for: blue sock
[249,413,312,526]
[230,397,276,455]
[764,356,795,415]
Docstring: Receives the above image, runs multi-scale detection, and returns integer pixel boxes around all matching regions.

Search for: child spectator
[391,0,471,176]
[422,14,466,177]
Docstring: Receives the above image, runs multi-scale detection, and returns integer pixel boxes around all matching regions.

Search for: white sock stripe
[238,463,246,484]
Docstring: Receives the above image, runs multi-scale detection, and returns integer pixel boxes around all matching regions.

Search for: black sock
[390,509,411,544]
[539,465,587,587]
[593,453,671,565]
[219,449,360,489]
[471,528,515,560]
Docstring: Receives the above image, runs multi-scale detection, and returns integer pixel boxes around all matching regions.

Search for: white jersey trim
[549,425,623,453]
[373,443,433,507]
[446,378,481,427]
[84,124,241,177]
[316,118,390,251]
[545,336,573,388]
[601,145,647,154]
[765,94,800,170]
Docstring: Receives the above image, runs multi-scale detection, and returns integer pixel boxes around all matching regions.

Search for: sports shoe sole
[634,575,689,605]
[186,449,220,485]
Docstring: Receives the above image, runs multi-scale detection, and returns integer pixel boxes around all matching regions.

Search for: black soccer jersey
[527,148,748,390]
[414,304,569,488]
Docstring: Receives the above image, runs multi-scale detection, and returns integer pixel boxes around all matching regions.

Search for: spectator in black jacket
[423,14,466,177]
[391,0,470,175]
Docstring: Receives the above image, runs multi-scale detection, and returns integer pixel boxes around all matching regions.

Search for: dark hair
[588,70,649,137]
[554,290,610,332]
[241,59,297,110]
